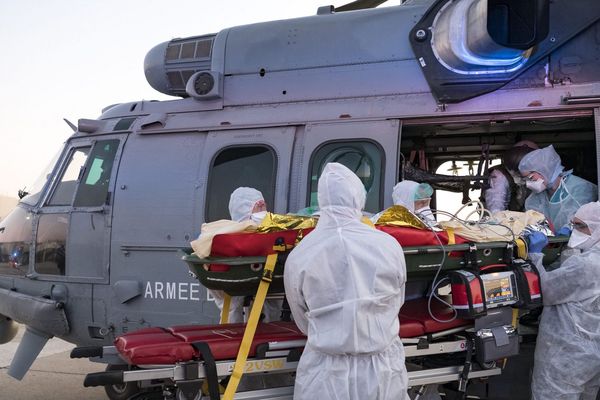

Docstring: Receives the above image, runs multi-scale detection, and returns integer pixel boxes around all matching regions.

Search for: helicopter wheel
[104,364,140,400]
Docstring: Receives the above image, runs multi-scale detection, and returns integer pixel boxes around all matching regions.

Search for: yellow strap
[222,253,278,400]
[201,380,225,395]
[446,228,456,245]
[516,238,528,259]
[512,308,519,329]
[220,294,232,324]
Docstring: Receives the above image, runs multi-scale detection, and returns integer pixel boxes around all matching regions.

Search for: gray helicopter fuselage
[0,0,599,376]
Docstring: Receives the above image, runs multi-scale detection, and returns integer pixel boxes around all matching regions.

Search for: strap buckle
[262,268,273,283]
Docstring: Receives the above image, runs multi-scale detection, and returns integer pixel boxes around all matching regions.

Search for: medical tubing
[427,228,458,324]
[454,200,489,223]
[426,202,516,323]
[432,210,516,243]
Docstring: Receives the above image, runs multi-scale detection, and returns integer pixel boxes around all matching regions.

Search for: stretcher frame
[183,237,567,295]
[79,324,502,400]
[78,236,565,399]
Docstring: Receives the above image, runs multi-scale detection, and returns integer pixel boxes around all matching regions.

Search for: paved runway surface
[0,325,107,399]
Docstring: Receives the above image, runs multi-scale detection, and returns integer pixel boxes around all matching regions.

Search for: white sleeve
[530,252,599,305]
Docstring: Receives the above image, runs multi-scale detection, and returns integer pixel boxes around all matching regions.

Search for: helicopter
[0,0,599,398]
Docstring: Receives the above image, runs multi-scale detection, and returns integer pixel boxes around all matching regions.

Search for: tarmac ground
[0,325,106,400]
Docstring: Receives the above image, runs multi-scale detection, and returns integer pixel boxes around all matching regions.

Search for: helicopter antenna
[335,0,388,12]
[63,118,77,133]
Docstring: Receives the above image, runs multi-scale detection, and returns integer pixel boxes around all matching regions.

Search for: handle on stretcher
[84,370,124,387]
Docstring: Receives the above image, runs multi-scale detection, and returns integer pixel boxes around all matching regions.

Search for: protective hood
[518,145,564,186]
[485,169,511,213]
[571,201,600,251]
[317,163,366,226]
[228,187,265,222]
[392,180,420,212]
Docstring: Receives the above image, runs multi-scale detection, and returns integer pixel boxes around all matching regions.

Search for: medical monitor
[480,271,519,307]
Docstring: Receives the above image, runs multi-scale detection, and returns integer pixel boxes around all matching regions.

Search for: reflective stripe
[452,303,484,309]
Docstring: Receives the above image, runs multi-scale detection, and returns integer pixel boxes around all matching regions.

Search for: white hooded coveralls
[529,201,600,399]
[211,187,278,323]
[284,163,409,400]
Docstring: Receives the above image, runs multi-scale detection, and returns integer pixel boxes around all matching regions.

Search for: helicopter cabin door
[33,137,123,283]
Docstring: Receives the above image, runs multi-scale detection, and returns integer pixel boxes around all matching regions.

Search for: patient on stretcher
[372,180,437,227]
[192,188,277,323]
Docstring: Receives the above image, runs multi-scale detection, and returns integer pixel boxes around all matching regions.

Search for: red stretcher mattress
[210,226,466,258]
[115,299,469,365]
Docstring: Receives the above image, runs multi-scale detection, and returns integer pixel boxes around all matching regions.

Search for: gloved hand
[526,231,549,253]
[556,226,572,237]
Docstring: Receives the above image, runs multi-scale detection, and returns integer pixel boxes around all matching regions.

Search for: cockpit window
[308,141,383,213]
[45,140,119,208]
[73,140,119,207]
[206,146,276,221]
[21,148,62,206]
[48,147,91,206]
[35,213,68,276]
[0,207,33,276]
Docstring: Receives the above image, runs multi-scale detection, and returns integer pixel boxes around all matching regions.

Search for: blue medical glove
[556,226,572,237]
[526,231,548,253]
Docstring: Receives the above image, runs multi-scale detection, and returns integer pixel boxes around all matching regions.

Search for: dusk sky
[0,0,396,198]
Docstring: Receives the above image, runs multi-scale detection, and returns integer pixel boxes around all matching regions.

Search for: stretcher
[76,298,502,400]
[76,228,567,400]
[184,226,566,296]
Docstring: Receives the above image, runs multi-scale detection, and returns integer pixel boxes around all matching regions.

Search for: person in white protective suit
[484,168,512,213]
[526,201,600,399]
[519,145,597,234]
[387,180,437,225]
[284,163,410,400]
[210,187,279,323]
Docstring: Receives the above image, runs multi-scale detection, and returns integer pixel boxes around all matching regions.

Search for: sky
[0,0,397,198]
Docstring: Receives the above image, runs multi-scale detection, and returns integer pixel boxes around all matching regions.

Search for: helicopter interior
[400,113,598,214]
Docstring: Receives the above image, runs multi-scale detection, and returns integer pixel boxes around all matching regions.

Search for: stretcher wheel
[104,364,140,400]
[176,388,202,400]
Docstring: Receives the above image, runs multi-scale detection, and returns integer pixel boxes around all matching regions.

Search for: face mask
[250,211,267,224]
[568,229,592,250]
[526,179,546,194]
[415,206,435,223]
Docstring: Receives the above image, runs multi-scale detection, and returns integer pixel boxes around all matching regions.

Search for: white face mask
[526,179,546,194]
[568,229,592,250]
[415,206,435,223]
[250,211,267,224]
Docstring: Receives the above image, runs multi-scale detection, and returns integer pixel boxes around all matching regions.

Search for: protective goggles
[569,221,589,231]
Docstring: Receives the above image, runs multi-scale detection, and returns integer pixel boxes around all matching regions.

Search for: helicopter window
[73,140,119,207]
[20,147,62,206]
[47,147,91,206]
[206,146,276,221]
[308,141,383,213]
[34,213,68,276]
[0,207,33,276]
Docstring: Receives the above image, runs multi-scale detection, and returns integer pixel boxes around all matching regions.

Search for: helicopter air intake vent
[186,71,223,100]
